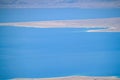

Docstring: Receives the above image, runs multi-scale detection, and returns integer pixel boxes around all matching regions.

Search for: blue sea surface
[0,8,120,79]
[0,8,120,22]
[0,26,120,79]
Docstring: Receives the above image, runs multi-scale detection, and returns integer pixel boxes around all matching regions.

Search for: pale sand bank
[11,76,120,80]
[0,18,120,32]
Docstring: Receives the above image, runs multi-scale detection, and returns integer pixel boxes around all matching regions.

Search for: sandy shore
[11,76,120,80]
[0,18,120,32]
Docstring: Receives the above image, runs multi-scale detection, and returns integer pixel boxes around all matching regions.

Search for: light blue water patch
[0,26,120,79]
[0,8,120,22]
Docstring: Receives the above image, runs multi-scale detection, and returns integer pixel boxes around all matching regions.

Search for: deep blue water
[0,26,120,79]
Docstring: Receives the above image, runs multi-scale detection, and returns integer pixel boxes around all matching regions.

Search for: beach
[11,76,120,80]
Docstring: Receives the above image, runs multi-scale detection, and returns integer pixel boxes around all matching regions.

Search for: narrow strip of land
[0,18,120,32]
[11,76,120,80]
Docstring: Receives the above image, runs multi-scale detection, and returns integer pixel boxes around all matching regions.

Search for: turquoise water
[0,8,120,79]
[0,26,120,79]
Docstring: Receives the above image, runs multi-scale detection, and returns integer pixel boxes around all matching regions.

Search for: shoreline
[0,18,120,32]
[11,76,120,80]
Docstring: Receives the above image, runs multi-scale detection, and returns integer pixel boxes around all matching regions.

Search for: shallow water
[0,26,120,79]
